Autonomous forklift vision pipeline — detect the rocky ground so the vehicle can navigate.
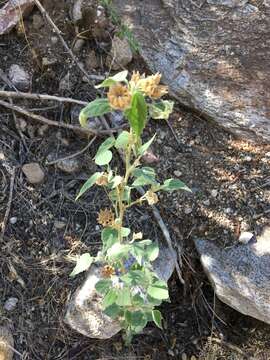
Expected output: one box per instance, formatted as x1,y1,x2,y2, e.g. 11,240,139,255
0,1,270,359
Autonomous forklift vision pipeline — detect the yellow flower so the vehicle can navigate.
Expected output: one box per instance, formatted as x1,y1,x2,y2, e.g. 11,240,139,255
139,73,168,99
96,173,109,186
145,190,159,205
107,84,131,110
97,208,115,227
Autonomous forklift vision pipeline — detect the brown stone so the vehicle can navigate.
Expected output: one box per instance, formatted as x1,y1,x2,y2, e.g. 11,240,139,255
22,163,45,184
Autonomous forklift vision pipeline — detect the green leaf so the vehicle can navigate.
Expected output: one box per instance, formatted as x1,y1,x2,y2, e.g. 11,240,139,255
130,311,148,328
101,227,119,252
104,304,122,319
79,99,111,127
95,70,128,88
133,167,156,179
125,91,147,137
76,172,102,200
121,270,145,286
109,186,131,203
146,242,159,261
115,131,130,149
160,179,192,192
111,175,123,189
147,280,169,300
95,279,112,295
121,227,131,237
132,174,156,187
94,137,115,166
132,293,145,305
116,288,132,306
149,100,174,120
102,289,118,308
69,253,93,277
138,134,156,156
95,150,112,166
107,243,130,260
151,310,163,329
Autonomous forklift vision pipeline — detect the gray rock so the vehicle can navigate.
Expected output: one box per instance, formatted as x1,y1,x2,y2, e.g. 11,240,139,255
85,50,99,70
59,73,75,91
73,39,85,54
113,0,270,143
65,244,176,339
9,64,30,91
22,163,44,184
65,263,122,339
4,297,18,312
56,158,81,174
108,36,133,70
194,226,270,324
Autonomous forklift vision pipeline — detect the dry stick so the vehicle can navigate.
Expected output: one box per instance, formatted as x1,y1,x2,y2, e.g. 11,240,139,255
100,116,185,285
33,0,104,83
0,99,119,137
0,90,88,106
0,167,16,242
46,136,97,166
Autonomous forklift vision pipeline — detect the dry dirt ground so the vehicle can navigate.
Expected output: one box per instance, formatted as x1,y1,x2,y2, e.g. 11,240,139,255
0,1,270,359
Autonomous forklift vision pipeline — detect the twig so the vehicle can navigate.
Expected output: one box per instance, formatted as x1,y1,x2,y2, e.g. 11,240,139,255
0,99,121,137
33,0,104,83
101,115,185,285
9,98,28,151
0,167,16,242
0,90,88,106
46,136,97,166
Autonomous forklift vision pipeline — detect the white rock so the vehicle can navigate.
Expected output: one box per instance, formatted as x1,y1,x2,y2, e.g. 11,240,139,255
195,226,270,325
22,163,45,184
184,207,192,215
9,64,30,91
56,158,81,173
173,170,182,177
202,199,210,206
239,231,254,244
108,36,133,70
211,189,218,198
9,217,17,225
4,297,18,312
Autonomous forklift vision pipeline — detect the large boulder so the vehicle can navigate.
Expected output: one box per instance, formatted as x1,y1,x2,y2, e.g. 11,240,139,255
113,0,270,143
194,227,270,324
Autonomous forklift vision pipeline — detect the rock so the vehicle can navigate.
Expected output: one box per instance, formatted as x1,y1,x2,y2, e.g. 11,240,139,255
9,217,17,225
0,326,14,360
85,50,99,70
8,64,30,91
22,163,44,184
194,226,270,324
56,158,81,173
211,190,218,198
32,14,43,30
4,297,18,311
109,111,125,127
113,0,270,143
141,150,159,164
54,220,66,230
70,105,103,137
108,36,133,70
65,244,175,339
184,207,192,215
239,231,254,244
173,170,182,177
73,38,85,54
0,0,34,35
65,263,122,339
17,118,27,132
37,124,49,137
42,57,58,67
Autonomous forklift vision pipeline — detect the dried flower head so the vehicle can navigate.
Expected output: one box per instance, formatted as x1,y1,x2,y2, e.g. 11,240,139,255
140,73,168,99
145,190,159,205
97,208,115,227
132,232,143,241
107,84,131,110
101,265,115,278
130,71,145,88
96,173,109,186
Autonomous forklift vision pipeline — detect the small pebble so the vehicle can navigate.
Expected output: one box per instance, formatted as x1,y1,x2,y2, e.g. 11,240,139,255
73,39,85,54
9,217,17,225
244,155,252,162
239,231,254,244
211,189,218,198
173,170,182,177
202,199,210,206
225,207,232,214
184,207,192,215
4,297,18,311
265,152,270,157
9,64,30,91
54,220,66,230
181,353,188,360
22,163,45,184
56,158,81,173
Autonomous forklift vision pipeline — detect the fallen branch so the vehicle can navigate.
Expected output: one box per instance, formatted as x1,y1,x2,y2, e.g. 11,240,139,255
0,99,120,136
33,0,104,83
0,90,88,106
46,136,97,166
0,167,16,242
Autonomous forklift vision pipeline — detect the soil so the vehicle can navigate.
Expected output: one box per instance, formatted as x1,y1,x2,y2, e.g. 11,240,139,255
0,1,270,359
